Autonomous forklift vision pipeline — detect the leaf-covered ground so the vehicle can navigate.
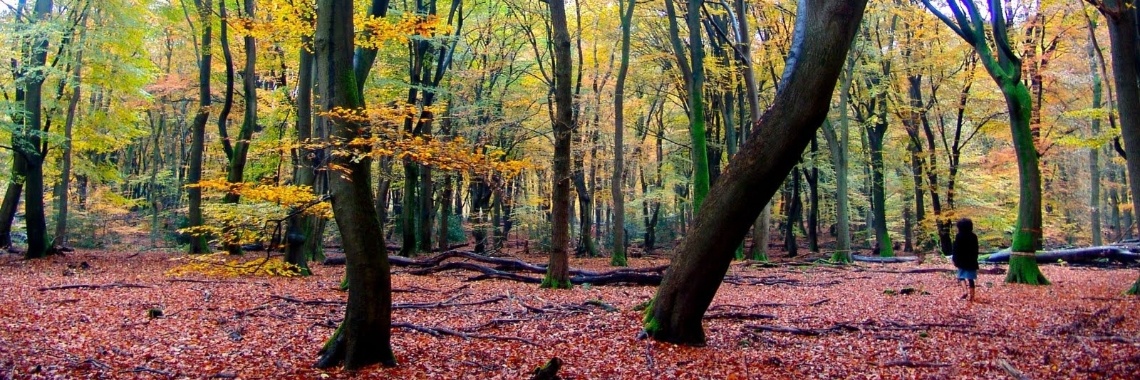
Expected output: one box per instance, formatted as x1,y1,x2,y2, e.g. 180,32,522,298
1,249,1138,379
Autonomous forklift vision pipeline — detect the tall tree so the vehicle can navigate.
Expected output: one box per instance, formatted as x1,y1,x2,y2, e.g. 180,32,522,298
14,0,55,259
312,0,396,369
543,0,573,289
1085,0,1140,293
643,0,868,345
610,0,635,267
186,0,212,254
661,0,711,213
922,0,1048,284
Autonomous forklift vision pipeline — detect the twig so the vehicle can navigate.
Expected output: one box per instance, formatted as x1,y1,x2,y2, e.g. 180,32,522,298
270,295,344,306
129,366,173,377
881,360,949,368
168,278,266,285
462,318,530,332
996,359,1029,380
38,282,152,291
83,358,112,370
235,303,273,318
808,298,831,306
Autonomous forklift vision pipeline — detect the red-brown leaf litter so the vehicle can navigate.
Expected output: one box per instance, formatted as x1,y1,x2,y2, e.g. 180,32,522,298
1,249,1137,379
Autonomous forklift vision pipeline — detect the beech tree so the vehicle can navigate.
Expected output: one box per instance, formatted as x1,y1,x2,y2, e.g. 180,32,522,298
921,0,1048,285
543,0,573,289
312,0,396,368
643,0,868,345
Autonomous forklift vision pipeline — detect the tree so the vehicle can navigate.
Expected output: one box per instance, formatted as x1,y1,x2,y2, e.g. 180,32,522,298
312,0,396,369
610,0,635,267
643,0,868,345
661,0,711,213
186,0,212,254
921,0,1048,285
543,0,573,289
12,0,56,259
1086,0,1140,293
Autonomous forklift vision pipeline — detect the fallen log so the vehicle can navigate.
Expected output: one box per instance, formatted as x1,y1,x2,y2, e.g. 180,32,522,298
852,255,918,263
982,246,1140,264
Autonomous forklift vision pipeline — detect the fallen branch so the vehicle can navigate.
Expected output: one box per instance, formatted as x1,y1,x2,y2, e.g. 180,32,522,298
270,295,344,306
744,323,860,336
392,322,537,346
395,295,507,309
996,359,1029,380
168,278,266,285
462,318,531,332
704,311,776,320
881,360,949,368
38,282,152,291
129,366,173,377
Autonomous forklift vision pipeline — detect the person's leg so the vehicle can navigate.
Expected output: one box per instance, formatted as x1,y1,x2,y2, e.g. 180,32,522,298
967,278,976,301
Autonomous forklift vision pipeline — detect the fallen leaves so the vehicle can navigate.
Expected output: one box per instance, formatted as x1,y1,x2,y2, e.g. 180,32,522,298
0,250,1137,379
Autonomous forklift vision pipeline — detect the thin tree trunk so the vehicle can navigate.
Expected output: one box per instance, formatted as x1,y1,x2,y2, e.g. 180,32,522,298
544,0,573,289
187,0,212,254
610,0,634,266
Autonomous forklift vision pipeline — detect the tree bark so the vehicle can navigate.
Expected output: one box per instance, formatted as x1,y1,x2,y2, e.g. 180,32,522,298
644,0,867,345
544,0,573,289
187,0,212,254
610,0,634,266
313,0,395,369
285,39,315,275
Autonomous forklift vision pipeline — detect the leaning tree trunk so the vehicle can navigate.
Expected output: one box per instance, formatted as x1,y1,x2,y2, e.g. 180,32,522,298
312,0,396,369
543,0,574,289
644,0,867,345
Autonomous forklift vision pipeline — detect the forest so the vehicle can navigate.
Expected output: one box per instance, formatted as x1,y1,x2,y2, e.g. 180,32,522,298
1,0,1139,378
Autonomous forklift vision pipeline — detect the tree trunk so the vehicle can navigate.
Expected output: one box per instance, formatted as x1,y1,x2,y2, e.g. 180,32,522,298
54,34,84,249
1089,25,1105,247
187,0,212,254
644,0,867,345
610,0,633,267
285,40,315,275
1104,1,1140,248
20,0,55,259
313,0,396,369
544,0,573,289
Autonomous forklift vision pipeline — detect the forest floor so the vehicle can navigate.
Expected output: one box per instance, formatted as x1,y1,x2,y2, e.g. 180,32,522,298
1,246,1138,379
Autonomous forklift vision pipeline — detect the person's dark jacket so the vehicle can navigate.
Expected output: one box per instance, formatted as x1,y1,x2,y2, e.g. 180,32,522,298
952,232,979,271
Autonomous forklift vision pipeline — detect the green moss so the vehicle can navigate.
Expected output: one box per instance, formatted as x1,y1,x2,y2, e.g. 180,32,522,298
319,323,343,355
734,244,744,260
610,253,627,267
1005,254,1049,285
1127,275,1140,296
339,274,349,291
641,297,656,324
540,275,572,289
878,233,894,257
829,251,852,264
